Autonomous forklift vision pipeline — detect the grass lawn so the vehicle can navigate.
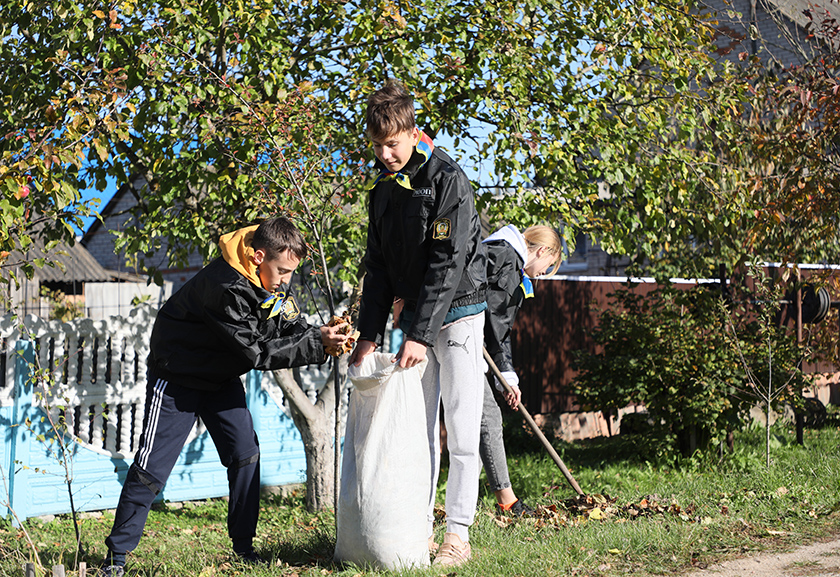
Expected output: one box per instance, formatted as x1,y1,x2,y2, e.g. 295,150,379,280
1,415,838,576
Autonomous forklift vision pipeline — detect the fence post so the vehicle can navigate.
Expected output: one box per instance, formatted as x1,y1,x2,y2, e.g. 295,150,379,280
9,339,34,526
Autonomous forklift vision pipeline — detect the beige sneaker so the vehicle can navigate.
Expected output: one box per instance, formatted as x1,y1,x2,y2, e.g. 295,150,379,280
432,532,472,567
428,535,439,555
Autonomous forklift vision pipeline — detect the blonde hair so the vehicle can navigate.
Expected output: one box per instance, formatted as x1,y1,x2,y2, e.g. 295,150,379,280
523,225,562,276
365,80,416,141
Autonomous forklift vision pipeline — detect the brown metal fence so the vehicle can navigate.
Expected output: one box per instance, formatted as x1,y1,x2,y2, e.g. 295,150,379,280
512,276,655,415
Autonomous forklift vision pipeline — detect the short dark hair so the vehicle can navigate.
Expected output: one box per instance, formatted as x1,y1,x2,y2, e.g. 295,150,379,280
252,217,308,261
365,79,416,141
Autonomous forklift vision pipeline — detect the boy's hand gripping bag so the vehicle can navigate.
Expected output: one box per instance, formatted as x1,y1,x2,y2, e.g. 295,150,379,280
334,352,431,570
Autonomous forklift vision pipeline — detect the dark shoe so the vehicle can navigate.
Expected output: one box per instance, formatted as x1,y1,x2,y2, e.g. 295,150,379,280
498,499,537,517
100,566,124,577
234,549,270,565
511,498,536,517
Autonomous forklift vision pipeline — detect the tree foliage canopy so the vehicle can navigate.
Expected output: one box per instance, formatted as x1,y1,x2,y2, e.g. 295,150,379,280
0,0,737,281
2,0,839,287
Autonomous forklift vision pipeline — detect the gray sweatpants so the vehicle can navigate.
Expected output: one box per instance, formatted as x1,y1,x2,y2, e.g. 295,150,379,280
422,313,485,542
479,376,512,492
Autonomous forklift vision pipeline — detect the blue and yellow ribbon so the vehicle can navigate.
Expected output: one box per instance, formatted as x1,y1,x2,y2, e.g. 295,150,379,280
520,272,534,299
261,292,287,319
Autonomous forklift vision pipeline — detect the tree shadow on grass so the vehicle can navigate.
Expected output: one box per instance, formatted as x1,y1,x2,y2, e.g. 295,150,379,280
265,528,337,571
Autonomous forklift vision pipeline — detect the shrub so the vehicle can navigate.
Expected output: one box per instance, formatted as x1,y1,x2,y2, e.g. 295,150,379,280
572,282,806,460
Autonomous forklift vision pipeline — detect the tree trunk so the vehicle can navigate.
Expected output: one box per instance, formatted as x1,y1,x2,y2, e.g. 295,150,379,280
289,398,334,511
766,400,771,468
271,360,346,512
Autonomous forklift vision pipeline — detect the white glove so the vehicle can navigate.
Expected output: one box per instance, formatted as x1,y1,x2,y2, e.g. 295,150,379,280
494,370,519,392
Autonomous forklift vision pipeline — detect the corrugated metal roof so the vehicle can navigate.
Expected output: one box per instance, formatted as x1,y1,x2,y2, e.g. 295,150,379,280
10,237,113,283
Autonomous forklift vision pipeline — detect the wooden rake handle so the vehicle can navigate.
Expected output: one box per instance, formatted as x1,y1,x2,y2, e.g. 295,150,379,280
483,347,584,496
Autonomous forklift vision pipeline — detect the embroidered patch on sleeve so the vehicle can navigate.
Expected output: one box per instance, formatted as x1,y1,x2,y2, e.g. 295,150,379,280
432,218,452,240
282,295,301,320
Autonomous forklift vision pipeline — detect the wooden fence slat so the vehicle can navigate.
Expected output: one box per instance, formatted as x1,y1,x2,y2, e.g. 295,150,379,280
104,402,118,454
77,403,91,444
118,403,132,455
91,403,104,450
65,405,77,442
53,332,66,387
95,331,108,386
110,335,123,386
80,333,93,389
37,336,49,384
122,336,136,388
66,334,80,394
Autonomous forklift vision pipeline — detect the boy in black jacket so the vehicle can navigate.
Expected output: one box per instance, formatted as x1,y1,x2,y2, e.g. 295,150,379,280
350,80,487,567
101,217,348,576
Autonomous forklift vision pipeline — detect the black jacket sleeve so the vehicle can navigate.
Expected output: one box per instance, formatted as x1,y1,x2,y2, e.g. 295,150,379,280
203,282,326,371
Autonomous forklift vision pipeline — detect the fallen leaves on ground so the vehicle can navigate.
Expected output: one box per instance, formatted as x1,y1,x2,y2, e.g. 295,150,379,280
492,493,708,529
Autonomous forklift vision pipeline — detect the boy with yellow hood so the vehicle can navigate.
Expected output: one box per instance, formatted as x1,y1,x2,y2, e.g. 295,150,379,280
101,217,348,576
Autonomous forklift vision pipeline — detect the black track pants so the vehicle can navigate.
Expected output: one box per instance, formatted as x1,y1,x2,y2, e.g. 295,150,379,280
105,371,260,554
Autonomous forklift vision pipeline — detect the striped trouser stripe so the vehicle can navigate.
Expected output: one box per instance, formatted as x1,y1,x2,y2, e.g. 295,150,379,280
136,377,168,471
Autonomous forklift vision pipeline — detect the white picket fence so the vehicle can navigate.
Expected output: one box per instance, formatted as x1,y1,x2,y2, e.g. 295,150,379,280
1,306,154,458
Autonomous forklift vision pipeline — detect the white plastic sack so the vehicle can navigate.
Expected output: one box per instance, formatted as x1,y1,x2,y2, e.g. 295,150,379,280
334,352,431,570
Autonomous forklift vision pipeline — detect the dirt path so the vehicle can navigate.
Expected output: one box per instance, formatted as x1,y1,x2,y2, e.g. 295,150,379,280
684,536,840,577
